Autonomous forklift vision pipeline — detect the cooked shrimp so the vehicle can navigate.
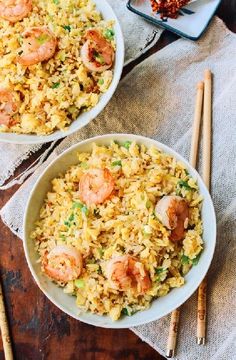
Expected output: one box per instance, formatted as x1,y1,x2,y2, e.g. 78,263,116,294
42,245,83,282
17,27,57,66
155,195,189,241
81,29,114,73
0,0,32,22
0,88,17,127
107,255,151,294
79,168,114,206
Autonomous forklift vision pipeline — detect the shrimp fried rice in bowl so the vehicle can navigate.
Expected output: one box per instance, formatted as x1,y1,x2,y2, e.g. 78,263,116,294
24,134,216,328
0,0,124,143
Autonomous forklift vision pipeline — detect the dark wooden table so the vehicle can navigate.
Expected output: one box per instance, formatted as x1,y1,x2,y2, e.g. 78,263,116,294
0,2,235,359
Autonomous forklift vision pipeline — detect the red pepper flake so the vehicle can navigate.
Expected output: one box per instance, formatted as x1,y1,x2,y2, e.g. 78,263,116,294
150,0,190,19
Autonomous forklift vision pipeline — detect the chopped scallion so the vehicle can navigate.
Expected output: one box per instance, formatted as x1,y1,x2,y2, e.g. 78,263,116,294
111,160,122,167
192,253,201,266
72,202,88,216
68,213,74,222
74,279,85,288
62,25,71,32
181,254,190,264
178,180,191,190
155,267,164,275
121,308,128,316
121,307,134,316
52,82,60,89
123,141,132,150
181,253,201,266
72,202,84,210
154,267,166,282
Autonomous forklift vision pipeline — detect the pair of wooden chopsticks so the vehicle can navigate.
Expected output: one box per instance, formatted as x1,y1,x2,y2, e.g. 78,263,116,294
0,279,14,360
166,69,212,358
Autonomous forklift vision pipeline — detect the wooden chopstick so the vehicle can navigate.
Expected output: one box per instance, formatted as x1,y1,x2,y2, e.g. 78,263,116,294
197,69,212,345
0,279,14,360
166,81,204,358
202,69,212,189
190,82,204,168
166,308,180,358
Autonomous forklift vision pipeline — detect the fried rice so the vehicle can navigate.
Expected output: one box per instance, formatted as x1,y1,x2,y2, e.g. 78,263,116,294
0,0,115,135
31,141,204,321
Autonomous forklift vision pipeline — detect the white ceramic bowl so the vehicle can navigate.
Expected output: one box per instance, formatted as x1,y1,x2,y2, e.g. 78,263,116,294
0,0,124,144
23,134,216,328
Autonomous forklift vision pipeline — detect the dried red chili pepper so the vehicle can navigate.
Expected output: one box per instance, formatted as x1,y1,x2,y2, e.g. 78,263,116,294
150,0,190,19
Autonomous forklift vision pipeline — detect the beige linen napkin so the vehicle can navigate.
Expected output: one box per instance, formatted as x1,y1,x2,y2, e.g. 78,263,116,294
1,17,236,360
0,0,162,188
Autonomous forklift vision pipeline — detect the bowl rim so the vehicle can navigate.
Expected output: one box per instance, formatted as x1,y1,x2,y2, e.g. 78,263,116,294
0,0,124,144
23,133,217,328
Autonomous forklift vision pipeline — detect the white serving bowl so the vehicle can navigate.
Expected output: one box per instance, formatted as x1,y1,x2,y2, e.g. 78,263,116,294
23,134,216,328
0,0,124,144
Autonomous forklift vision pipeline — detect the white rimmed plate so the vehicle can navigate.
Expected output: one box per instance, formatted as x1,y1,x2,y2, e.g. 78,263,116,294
127,0,221,40
23,134,216,328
